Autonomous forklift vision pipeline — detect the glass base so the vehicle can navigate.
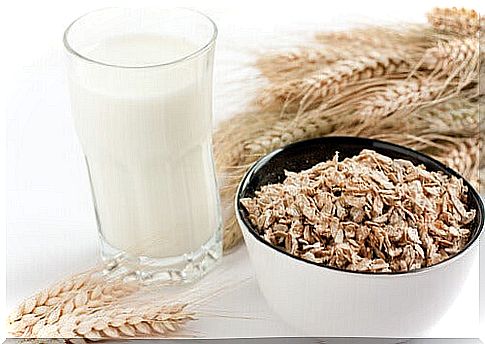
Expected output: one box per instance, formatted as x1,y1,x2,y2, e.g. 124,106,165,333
99,229,222,284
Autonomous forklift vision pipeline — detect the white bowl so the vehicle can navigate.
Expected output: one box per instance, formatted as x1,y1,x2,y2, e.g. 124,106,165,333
235,137,484,337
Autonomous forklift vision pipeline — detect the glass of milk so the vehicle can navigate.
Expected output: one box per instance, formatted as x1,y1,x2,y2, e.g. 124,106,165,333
63,8,222,283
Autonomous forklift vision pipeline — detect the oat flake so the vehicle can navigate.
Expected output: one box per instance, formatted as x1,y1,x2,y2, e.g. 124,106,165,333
241,150,475,272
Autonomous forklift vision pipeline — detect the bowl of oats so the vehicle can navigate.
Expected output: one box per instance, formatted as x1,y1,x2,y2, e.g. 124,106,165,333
236,136,483,336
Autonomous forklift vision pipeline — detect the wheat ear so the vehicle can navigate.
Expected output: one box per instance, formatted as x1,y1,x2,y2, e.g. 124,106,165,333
358,80,445,118
255,48,342,83
427,7,480,36
256,43,419,84
422,37,479,81
8,270,141,338
414,97,479,137
258,51,412,113
33,302,193,339
214,111,284,170
433,137,480,188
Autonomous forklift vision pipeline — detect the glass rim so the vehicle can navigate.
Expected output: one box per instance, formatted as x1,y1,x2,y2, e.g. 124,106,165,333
63,7,218,69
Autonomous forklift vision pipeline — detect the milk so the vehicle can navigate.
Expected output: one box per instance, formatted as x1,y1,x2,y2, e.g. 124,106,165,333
67,34,220,258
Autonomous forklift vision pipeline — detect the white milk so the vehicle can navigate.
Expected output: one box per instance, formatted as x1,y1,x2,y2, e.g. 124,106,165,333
68,34,220,258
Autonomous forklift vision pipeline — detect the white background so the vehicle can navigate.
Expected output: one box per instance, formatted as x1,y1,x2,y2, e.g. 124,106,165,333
2,0,484,340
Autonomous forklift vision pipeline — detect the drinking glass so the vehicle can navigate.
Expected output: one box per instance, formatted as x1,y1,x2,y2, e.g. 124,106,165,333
64,8,222,283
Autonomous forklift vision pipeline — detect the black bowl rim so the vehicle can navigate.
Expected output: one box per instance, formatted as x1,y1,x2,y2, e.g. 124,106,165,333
235,136,485,276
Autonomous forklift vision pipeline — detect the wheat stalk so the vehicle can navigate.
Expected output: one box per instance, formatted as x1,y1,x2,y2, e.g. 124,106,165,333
217,102,370,179
435,137,480,187
427,7,480,36
7,266,198,340
8,272,97,328
32,302,193,339
414,97,479,137
255,47,342,83
220,92,479,251
358,80,445,118
258,50,413,113
8,270,142,338
256,42,421,84
422,37,479,82
214,110,284,169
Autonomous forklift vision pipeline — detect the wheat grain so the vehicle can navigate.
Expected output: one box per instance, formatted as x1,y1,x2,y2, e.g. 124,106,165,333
427,7,480,36
216,76,420,172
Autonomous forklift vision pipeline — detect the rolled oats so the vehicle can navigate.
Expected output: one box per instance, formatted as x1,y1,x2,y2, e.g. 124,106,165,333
240,149,476,273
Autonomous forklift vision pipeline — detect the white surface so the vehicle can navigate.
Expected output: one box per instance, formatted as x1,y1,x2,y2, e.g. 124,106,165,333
3,0,484,339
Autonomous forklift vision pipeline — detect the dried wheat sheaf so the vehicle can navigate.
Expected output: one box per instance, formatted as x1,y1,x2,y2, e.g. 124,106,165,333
216,7,481,251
